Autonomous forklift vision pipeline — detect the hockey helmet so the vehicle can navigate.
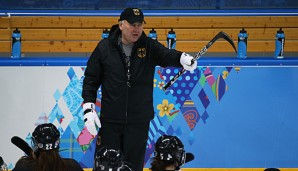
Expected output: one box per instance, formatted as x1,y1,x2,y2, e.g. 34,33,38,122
154,135,186,167
94,147,133,171
32,123,60,151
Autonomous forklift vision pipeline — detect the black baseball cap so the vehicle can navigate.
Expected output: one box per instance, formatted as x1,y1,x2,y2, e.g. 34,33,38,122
119,8,146,24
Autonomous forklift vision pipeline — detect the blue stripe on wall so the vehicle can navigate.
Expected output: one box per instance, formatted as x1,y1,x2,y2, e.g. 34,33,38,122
1,57,298,67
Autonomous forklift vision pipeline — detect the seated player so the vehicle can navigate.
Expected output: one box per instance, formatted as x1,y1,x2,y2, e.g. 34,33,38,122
12,123,83,171
94,146,133,171
150,135,194,171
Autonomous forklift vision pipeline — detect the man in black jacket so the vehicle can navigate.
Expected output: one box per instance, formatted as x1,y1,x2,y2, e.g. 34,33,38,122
82,8,197,171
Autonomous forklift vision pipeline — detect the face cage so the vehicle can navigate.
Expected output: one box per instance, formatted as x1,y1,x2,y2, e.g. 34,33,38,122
94,163,133,171
154,147,186,168
94,156,123,171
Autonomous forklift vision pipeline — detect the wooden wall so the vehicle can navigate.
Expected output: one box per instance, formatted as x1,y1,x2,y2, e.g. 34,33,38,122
0,16,298,53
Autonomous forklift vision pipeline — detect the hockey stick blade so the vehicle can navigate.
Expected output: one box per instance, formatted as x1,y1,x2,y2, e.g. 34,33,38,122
11,136,33,156
221,32,237,54
162,31,236,91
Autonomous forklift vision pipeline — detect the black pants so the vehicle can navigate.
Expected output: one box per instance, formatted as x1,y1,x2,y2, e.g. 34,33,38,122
94,121,150,171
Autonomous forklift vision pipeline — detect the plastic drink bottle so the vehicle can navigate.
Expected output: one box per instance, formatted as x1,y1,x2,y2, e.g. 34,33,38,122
11,28,22,59
237,28,248,59
167,28,176,49
274,28,285,59
148,28,157,40
101,28,109,39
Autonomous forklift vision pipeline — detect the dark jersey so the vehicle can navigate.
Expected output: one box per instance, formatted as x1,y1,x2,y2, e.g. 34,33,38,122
12,158,83,171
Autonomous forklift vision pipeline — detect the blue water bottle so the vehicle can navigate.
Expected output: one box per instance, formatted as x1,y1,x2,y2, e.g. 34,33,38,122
11,28,22,59
274,28,285,59
167,28,176,49
148,28,157,40
237,28,248,59
101,28,109,39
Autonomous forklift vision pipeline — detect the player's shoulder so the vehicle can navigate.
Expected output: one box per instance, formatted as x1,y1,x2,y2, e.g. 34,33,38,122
13,158,35,171
63,158,84,171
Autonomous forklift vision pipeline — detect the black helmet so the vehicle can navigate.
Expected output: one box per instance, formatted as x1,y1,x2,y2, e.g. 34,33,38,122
32,123,60,151
154,135,186,168
94,147,133,171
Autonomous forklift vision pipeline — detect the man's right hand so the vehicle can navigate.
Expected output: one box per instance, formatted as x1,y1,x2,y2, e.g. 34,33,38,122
83,102,101,136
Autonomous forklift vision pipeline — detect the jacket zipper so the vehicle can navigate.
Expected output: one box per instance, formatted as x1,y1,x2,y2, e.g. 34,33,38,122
118,44,129,124
125,85,129,124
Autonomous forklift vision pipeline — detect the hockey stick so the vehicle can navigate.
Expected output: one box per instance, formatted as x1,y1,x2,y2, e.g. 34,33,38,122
11,136,33,156
162,31,237,91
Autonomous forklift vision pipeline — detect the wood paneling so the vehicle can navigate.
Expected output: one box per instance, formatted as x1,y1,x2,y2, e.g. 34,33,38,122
0,16,297,53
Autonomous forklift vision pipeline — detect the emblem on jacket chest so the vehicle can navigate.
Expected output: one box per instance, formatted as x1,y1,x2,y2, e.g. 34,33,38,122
137,47,146,58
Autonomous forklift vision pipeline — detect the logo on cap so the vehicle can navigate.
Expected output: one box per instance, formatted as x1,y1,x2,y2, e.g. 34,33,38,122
133,9,140,16
119,8,146,24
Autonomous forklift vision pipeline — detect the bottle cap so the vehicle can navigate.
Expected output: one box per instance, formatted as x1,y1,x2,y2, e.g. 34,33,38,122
13,28,20,33
150,28,156,33
277,28,284,34
103,28,109,34
240,28,247,33
168,28,175,34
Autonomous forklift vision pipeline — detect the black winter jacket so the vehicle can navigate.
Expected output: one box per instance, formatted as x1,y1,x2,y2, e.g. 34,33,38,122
82,25,183,123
